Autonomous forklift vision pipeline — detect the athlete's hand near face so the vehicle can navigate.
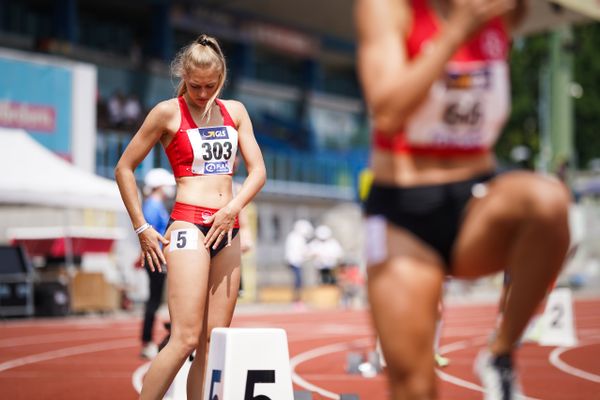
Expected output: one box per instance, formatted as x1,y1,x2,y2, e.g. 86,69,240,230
446,0,516,44
356,0,520,134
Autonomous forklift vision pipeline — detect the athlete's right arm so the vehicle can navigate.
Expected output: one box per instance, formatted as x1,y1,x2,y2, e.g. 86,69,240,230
355,0,517,135
115,100,176,271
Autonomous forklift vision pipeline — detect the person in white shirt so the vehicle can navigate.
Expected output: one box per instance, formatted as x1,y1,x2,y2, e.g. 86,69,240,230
309,225,344,285
107,90,125,128
285,219,313,305
123,94,143,129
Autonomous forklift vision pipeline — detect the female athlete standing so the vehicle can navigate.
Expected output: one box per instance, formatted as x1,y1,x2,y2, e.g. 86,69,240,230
356,1,570,399
115,34,266,399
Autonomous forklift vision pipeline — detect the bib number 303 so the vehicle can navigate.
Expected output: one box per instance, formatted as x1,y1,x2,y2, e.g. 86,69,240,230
201,141,233,161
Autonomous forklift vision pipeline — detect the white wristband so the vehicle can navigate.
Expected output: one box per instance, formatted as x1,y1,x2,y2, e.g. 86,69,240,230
135,223,151,235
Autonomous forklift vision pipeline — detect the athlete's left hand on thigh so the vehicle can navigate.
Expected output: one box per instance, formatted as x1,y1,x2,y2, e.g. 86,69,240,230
202,206,237,249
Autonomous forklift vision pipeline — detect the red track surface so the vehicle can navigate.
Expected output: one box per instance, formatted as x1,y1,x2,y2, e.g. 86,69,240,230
1,298,599,399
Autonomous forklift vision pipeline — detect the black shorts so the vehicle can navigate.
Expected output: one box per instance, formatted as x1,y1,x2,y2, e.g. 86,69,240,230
167,219,239,258
364,173,494,269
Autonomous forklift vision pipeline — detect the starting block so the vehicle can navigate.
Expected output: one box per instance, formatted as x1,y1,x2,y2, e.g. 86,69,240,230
346,352,364,374
203,328,294,400
346,349,382,378
538,287,578,347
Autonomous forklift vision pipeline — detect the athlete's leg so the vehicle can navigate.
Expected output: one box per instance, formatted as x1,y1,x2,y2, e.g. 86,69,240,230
140,221,210,400
187,235,241,400
141,266,166,358
433,296,450,368
453,171,570,353
368,224,446,400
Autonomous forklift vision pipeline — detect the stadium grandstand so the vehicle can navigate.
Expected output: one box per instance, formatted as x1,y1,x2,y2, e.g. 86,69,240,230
1,2,600,400
1,0,599,293
0,0,374,288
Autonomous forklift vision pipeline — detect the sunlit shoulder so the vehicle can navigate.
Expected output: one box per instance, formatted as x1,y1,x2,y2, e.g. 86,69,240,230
143,98,180,134
219,99,249,126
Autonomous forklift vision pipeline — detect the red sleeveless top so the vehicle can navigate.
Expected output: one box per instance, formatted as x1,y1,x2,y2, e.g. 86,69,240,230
373,0,510,156
165,97,239,177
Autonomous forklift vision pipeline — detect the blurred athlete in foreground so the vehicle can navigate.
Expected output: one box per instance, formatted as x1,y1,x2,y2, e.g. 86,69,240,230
356,1,570,398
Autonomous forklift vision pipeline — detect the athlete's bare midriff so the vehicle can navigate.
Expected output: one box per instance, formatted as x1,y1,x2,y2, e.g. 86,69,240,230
173,175,234,209
371,148,496,186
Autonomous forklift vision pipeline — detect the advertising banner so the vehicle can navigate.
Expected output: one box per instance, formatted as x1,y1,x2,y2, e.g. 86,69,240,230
0,57,72,158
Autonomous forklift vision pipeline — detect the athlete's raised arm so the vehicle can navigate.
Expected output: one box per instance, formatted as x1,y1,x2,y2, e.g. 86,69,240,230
355,0,517,134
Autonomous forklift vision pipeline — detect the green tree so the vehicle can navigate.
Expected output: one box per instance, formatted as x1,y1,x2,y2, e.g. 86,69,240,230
572,22,600,169
500,22,600,170
499,33,550,169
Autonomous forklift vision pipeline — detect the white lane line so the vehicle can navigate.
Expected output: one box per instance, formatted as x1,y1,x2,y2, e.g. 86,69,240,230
436,336,541,400
0,339,137,372
549,345,600,383
436,368,485,392
243,325,491,341
439,336,488,354
131,338,375,396
289,337,372,400
238,325,373,338
0,318,140,329
0,328,136,348
435,337,488,393
132,361,151,394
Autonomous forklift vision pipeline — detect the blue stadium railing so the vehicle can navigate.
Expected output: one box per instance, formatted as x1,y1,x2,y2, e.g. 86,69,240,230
96,130,368,201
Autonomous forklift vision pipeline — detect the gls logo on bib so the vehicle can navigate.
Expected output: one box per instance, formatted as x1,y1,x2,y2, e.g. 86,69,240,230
200,127,229,140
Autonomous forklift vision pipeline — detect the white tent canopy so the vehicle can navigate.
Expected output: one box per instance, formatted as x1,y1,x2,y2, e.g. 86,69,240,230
551,0,600,20
516,0,599,35
0,128,124,211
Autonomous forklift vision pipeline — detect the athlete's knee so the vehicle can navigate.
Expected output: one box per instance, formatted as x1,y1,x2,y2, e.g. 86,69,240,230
383,342,436,395
524,178,571,226
388,367,436,399
171,328,201,354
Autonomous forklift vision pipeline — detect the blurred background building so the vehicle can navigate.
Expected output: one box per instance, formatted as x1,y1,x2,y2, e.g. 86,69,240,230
0,0,599,316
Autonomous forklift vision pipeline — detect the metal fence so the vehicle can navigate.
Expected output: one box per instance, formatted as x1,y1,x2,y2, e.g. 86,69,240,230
96,130,367,199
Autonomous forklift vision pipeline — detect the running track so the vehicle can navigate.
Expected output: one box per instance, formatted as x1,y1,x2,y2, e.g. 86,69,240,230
1,298,599,399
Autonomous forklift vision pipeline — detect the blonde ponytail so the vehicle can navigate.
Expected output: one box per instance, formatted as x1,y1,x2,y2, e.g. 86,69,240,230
171,34,227,117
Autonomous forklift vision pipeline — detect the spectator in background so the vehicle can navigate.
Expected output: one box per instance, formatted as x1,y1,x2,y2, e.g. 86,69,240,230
337,259,365,309
139,168,175,359
123,94,143,130
285,219,313,307
107,90,125,128
130,36,143,67
309,225,344,285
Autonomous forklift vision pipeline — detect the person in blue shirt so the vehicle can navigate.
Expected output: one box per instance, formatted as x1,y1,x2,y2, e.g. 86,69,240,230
140,168,175,359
